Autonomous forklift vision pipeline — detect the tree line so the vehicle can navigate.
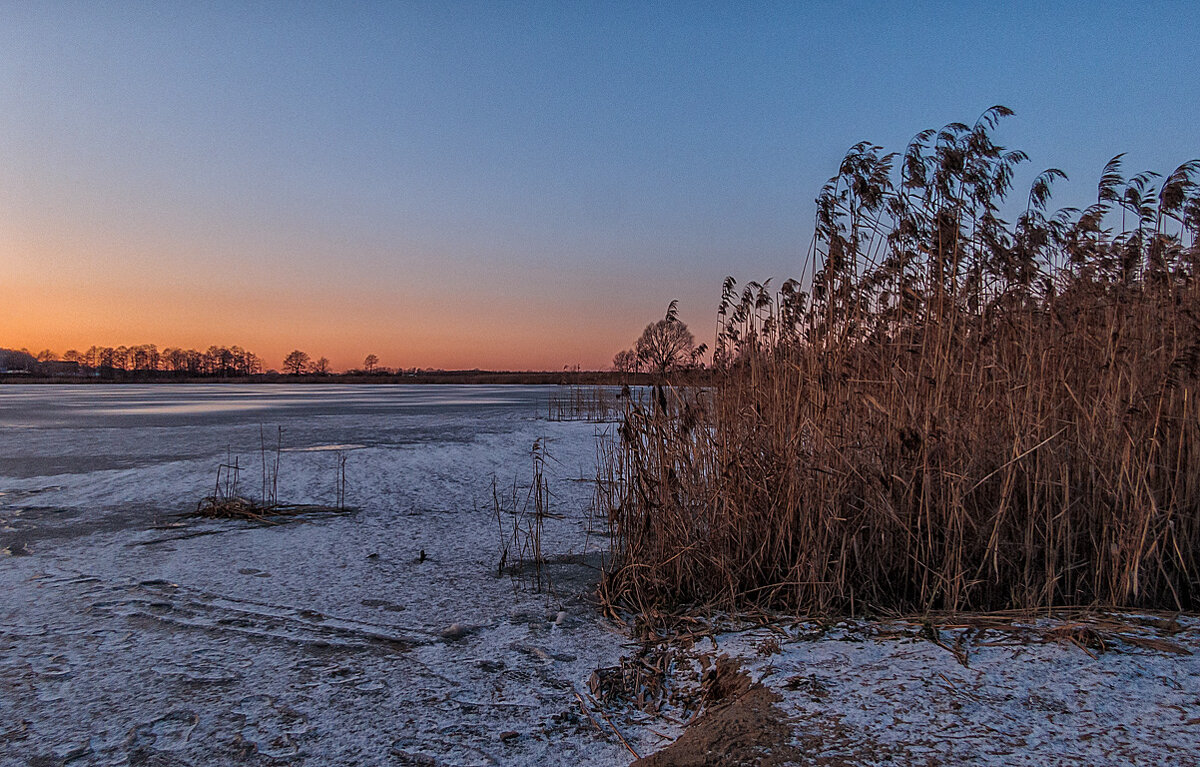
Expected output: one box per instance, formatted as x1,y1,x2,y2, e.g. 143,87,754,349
0,344,266,377
1,345,399,378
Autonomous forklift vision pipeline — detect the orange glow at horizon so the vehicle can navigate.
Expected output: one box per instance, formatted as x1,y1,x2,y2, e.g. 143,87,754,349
1,232,705,373
2,284,645,373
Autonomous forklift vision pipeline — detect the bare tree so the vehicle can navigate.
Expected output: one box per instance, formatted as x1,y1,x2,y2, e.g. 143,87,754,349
313,357,332,375
612,348,639,373
239,350,263,375
363,354,379,373
634,301,705,375
283,350,311,375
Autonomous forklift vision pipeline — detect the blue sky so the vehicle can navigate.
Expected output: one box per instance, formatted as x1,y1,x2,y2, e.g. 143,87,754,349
2,1,1197,369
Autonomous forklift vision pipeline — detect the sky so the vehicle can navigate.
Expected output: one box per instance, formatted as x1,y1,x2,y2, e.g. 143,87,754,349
2,1,1198,371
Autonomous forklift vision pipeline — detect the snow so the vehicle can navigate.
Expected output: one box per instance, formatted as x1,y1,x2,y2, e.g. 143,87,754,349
716,615,1200,764
1,385,634,766
2,384,1198,766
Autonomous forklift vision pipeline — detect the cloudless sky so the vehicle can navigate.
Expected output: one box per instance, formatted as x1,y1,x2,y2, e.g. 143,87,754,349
2,1,1198,370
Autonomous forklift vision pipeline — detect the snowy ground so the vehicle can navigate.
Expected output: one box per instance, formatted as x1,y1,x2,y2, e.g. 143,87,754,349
2,385,1198,766
1,385,638,766
618,614,1200,766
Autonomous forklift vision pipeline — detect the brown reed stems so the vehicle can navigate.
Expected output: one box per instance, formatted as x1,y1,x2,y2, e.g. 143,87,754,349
600,108,1200,617
495,439,552,592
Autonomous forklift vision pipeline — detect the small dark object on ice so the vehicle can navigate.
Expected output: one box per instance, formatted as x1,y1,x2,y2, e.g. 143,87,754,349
499,731,519,742
440,623,473,641
419,549,426,563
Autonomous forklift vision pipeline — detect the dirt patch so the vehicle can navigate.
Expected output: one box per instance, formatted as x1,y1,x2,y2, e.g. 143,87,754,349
632,684,799,767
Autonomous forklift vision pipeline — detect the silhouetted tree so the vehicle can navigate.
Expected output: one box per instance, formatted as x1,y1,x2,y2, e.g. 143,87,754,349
283,350,311,375
613,348,640,373
363,354,379,373
634,301,705,375
0,348,37,371
313,357,332,374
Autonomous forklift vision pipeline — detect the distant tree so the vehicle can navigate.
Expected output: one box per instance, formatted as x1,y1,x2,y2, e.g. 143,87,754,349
229,345,247,375
313,357,332,375
15,340,266,377
206,345,235,376
236,349,263,375
184,349,204,375
0,348,37,371
283,350,311,375
130,344,159,372
202,346,220,375
363,354,379,373
613,348,639,374
634,301,706,375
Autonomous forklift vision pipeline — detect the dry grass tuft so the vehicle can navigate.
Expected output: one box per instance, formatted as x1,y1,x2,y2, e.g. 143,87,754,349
194,435,349,522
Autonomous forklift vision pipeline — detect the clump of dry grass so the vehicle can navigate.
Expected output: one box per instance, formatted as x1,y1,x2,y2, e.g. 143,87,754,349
194,454,271,520
600,107,1200,618
194,434,349,521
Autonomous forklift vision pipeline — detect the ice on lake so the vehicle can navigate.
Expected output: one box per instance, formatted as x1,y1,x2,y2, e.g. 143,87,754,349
0,385,635,766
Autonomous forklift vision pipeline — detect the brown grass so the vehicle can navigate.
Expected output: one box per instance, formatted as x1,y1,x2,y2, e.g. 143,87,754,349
194,434,349,521
547,384,630,422
599,108,1200,617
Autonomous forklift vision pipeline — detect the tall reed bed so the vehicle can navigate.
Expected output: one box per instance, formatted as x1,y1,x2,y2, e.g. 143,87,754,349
601,108,1200,616
548,384,629,422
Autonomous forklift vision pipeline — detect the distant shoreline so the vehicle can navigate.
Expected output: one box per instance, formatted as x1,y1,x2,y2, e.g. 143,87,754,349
0,370,679,386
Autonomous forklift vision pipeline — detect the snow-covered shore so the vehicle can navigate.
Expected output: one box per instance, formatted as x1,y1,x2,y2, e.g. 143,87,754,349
3,385,1198,766
1,386,637,765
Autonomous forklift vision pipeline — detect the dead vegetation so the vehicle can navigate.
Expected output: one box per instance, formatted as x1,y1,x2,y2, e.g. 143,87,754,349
600,107,1200,619
587,648,799,767
547,384,635,422
494,439,560,592
194,428,349,521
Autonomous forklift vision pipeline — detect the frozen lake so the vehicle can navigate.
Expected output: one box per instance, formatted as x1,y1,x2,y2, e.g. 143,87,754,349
0,384,560,479
0,384,639,766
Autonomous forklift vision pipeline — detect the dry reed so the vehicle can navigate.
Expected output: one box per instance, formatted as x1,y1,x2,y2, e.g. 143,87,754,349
600,108,1200,617
548,384,635,422
195,431,349,520
495,439,553,591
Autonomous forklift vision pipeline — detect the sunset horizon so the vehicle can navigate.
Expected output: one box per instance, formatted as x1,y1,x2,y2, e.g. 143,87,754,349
7,3,1198,372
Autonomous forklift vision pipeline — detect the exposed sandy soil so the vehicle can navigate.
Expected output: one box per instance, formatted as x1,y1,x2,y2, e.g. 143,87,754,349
633,684,799,767
609,613,1200,767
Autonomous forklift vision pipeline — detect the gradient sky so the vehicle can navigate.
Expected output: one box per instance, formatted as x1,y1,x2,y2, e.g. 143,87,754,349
3,2,1198,371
